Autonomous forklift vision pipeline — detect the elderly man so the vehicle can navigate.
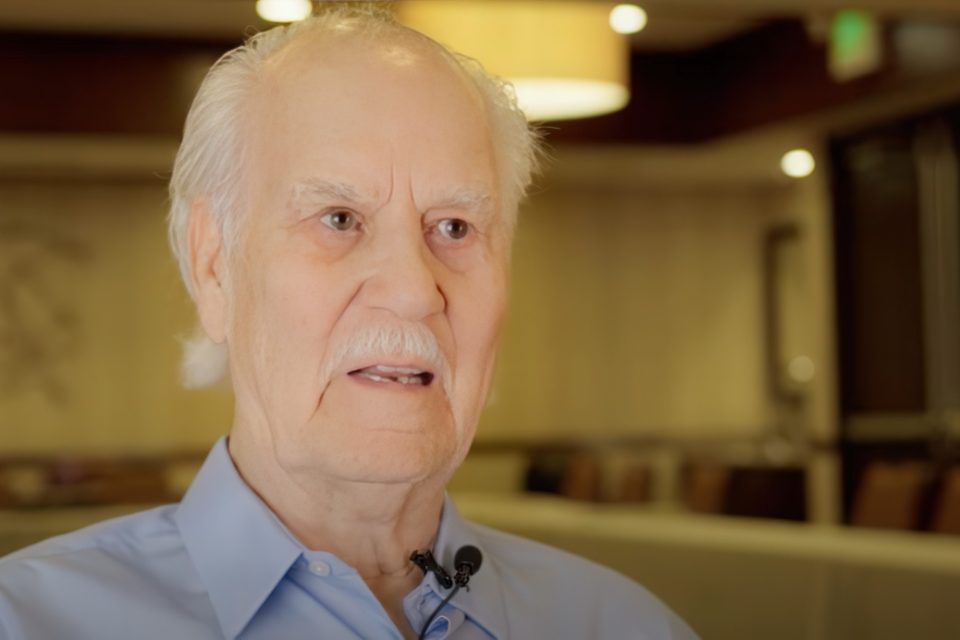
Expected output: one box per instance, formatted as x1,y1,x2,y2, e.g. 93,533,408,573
0,6,694,640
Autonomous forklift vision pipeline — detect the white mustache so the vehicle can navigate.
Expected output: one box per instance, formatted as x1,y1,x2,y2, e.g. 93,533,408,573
320,323,451,394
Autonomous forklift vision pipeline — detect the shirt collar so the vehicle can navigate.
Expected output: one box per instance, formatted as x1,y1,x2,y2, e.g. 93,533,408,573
430,495,510,640
175,436,303,640
175,438,510,640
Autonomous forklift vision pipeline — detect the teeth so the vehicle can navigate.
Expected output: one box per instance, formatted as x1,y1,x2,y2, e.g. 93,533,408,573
370,365,425,375
356,371,425,385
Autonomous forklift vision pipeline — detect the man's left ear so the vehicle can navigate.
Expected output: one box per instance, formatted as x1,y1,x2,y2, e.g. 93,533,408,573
186,197,228,344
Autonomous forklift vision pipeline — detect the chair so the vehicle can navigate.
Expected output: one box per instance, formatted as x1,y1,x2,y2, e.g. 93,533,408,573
616,464,651,503
930,466,960,535
558,452,603,502
850,460,930,530
682,462,731,514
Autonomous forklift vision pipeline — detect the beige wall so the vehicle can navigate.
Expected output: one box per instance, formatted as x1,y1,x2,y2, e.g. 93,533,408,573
0,178,231,454
481,183,780,441
0,135,837,458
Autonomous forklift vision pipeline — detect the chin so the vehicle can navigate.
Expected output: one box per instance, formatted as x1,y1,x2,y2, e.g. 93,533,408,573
287,384,463,481
279,422,457,487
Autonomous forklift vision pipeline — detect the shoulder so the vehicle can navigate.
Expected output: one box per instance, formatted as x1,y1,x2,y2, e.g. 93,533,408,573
0,506,180,610
466,521,698,639
0,506,219,639
0,504,179,572
467,519,645,595
0,505,214,638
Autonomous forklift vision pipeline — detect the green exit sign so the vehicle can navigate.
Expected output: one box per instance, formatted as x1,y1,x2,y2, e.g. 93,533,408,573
829,10,883,82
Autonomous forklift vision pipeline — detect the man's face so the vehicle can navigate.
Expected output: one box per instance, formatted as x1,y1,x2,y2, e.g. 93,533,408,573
221,34,508,486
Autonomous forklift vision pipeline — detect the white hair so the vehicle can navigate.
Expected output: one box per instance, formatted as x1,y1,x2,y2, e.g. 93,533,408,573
168,3,541,388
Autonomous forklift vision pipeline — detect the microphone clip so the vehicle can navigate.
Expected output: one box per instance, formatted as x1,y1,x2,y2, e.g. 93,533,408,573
412,546,484,640
409,550,454,589
410,545,483,592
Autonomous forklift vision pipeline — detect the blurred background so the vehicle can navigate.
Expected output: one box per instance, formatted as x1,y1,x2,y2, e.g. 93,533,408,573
2,0,960,637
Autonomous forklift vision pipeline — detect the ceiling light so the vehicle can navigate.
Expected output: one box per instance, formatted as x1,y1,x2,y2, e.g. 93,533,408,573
609,4,648,35
398,1,630,122
781,149,816,178
509,79,628,122
256,0,312,24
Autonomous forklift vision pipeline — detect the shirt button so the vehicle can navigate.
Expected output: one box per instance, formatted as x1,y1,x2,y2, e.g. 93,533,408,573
308,560,331,576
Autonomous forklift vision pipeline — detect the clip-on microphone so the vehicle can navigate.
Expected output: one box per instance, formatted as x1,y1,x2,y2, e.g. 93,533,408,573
410,545,483,639
410,550,453,589
451,545,482,588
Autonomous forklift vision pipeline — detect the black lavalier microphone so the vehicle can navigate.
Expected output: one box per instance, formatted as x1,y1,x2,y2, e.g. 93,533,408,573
452,545,482,587
410,545,483,639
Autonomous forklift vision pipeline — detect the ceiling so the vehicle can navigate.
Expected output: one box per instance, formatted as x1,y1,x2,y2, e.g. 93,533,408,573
3,0,960,183
2,0,959,50
4,0,960,149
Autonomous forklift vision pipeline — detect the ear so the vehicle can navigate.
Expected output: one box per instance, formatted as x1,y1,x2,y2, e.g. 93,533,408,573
186,198,228,344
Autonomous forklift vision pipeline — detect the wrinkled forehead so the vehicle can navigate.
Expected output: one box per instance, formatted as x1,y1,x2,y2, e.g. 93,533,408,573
240,26,501,215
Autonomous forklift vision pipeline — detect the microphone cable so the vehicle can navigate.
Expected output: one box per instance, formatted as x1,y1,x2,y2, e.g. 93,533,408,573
410,545,483,640
418,584,462,640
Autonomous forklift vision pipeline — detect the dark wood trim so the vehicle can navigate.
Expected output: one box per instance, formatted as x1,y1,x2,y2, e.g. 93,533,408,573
0,32,234,136
4,20,958,143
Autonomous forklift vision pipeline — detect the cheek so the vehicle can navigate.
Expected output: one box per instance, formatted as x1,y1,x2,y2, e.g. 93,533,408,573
452,268,507,378
266,267,340,357
229,252,340,377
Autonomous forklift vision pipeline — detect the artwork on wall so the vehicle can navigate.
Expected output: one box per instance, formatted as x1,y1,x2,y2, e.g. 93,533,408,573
0,214,90,405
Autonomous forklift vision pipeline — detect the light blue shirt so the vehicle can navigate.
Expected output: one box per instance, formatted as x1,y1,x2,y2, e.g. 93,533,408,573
0,438,696,639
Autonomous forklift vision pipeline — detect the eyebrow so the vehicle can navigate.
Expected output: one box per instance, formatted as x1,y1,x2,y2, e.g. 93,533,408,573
432,186,495,220
288,178,369,212
287,178,495,219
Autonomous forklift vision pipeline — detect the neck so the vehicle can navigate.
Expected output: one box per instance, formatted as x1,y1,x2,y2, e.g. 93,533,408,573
228,426,445,638
226,429,447,580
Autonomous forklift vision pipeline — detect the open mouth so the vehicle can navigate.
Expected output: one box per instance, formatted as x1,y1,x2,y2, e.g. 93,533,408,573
348,364,435,387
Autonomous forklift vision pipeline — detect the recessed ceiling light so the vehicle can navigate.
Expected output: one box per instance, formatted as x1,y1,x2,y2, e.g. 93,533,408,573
256,0,312,24
609,4,648,35
781,149,816,178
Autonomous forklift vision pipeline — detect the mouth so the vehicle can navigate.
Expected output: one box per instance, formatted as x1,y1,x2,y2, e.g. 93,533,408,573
347,364,435,387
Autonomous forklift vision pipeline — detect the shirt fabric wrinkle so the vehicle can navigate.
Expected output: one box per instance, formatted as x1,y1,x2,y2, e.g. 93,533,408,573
0,436,697,640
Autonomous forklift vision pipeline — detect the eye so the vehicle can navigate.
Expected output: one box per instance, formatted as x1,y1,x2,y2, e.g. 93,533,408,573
437,218,471,240
320,209,359,232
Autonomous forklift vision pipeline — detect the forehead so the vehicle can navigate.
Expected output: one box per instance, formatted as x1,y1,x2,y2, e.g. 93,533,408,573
246,31,498,205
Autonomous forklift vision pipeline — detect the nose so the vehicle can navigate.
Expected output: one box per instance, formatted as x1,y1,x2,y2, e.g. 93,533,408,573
360,221,446,321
